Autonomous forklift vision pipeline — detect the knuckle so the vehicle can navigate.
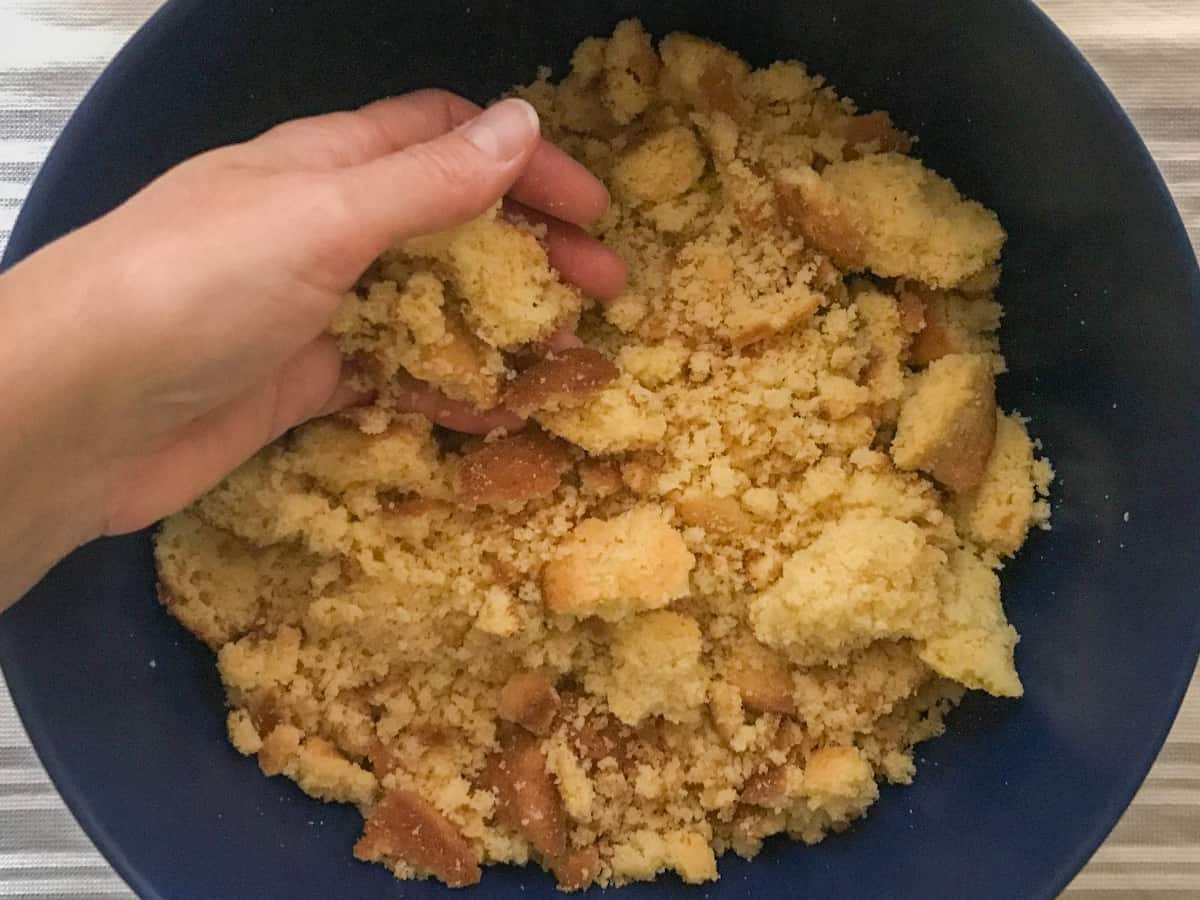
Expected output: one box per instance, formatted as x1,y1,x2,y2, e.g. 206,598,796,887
311,171,360,224
410,87,458,106
410,88,476,125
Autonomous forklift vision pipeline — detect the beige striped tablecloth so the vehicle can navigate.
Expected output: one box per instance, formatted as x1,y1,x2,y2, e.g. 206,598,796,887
1,1,1197,897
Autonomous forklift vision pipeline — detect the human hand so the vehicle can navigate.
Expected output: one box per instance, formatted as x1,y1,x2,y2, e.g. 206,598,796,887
0,90,625,606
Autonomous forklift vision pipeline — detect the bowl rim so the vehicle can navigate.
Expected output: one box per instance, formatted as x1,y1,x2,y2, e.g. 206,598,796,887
2,1,1199,898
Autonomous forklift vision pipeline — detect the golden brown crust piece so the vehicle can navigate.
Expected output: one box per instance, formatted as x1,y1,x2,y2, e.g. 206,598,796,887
354,789,482,888
541,506,695,621
674,492,752,534
567,706,634,769
909,289,964,365
480,732,568,859
775,170,867,271
891,353,998,492
838,111,913,159
954,413,1052,557
502,348,620,417
497,671,561,736
908,288,957,365
729,662,796,717
577,459,624,497
458,431,573,506
550,846,603,892
897,289,927,335
740,766,788,808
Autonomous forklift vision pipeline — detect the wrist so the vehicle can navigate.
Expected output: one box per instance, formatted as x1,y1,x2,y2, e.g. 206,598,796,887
0,240,115,608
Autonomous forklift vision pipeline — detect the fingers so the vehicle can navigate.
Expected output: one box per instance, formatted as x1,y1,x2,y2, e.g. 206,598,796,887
101,338,345,535
505,201,628,300
247,89,481,168
351,95,609,226
390,372,525,435
314,376,367,418
511,142,610,226
334,98,543,249
251,89,609,227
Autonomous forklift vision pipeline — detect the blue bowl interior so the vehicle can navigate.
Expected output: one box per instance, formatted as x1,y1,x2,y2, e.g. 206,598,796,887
3,1,1199,898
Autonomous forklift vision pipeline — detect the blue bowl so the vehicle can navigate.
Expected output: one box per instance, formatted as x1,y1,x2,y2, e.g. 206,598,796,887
3,1,1199,898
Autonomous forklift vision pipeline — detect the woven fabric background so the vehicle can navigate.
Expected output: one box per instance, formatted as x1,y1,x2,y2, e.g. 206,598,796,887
1,1,1197,897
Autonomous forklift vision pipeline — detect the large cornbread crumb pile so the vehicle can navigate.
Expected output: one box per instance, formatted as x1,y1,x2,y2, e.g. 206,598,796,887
155,20,1053,891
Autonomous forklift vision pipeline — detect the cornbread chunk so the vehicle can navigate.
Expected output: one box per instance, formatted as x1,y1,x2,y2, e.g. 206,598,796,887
955,413,1054,556
906,286,1002,366
740,765,789,808
256,725,377,806
502,348,619,417
542,506,694,621
550,847,603,892
800,746,878,825
674,491,752,534
333,272,505,408
726,636,797,716
480,732,568,859
837,111,912,158
609,828,719,885
333,204,585,411
155,512,314,648
355,789,482,888
658,31,749,113
920,549,1022,697
404,203,583,349
607,611,709,725
598,19,661,123
750,514,945,665
474,585,520,637
891,353,998,492
612,126,707,205
458,431,573,506
498,671,561,736
285,416,448,498
617,341,688,388
777,154,1005,288
776,167,868,271
536,373,668,453
158,19,1052,892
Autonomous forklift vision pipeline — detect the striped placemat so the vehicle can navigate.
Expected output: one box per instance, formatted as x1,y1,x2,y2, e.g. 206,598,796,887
1,2,1197,897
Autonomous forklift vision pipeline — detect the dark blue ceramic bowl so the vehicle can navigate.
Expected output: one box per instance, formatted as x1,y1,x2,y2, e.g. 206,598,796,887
3,1,1199,898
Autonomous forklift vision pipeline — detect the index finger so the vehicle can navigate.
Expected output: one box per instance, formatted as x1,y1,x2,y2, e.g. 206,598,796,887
249,90,609,226
512,141,610,227
362,92,608,226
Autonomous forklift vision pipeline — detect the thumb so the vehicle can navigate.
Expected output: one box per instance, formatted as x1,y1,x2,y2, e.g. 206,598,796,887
334,98,542,250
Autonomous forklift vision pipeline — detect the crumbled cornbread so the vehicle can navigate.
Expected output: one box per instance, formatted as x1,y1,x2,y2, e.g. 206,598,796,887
156,20,1052,892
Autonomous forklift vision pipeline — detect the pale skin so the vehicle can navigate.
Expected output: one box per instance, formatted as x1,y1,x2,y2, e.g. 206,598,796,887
0,91,627,609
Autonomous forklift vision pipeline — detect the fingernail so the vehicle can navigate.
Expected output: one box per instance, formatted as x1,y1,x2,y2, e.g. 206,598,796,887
461,98,540,162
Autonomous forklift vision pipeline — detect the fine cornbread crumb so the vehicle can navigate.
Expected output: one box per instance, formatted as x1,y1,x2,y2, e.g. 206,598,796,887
155,20,1053,892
